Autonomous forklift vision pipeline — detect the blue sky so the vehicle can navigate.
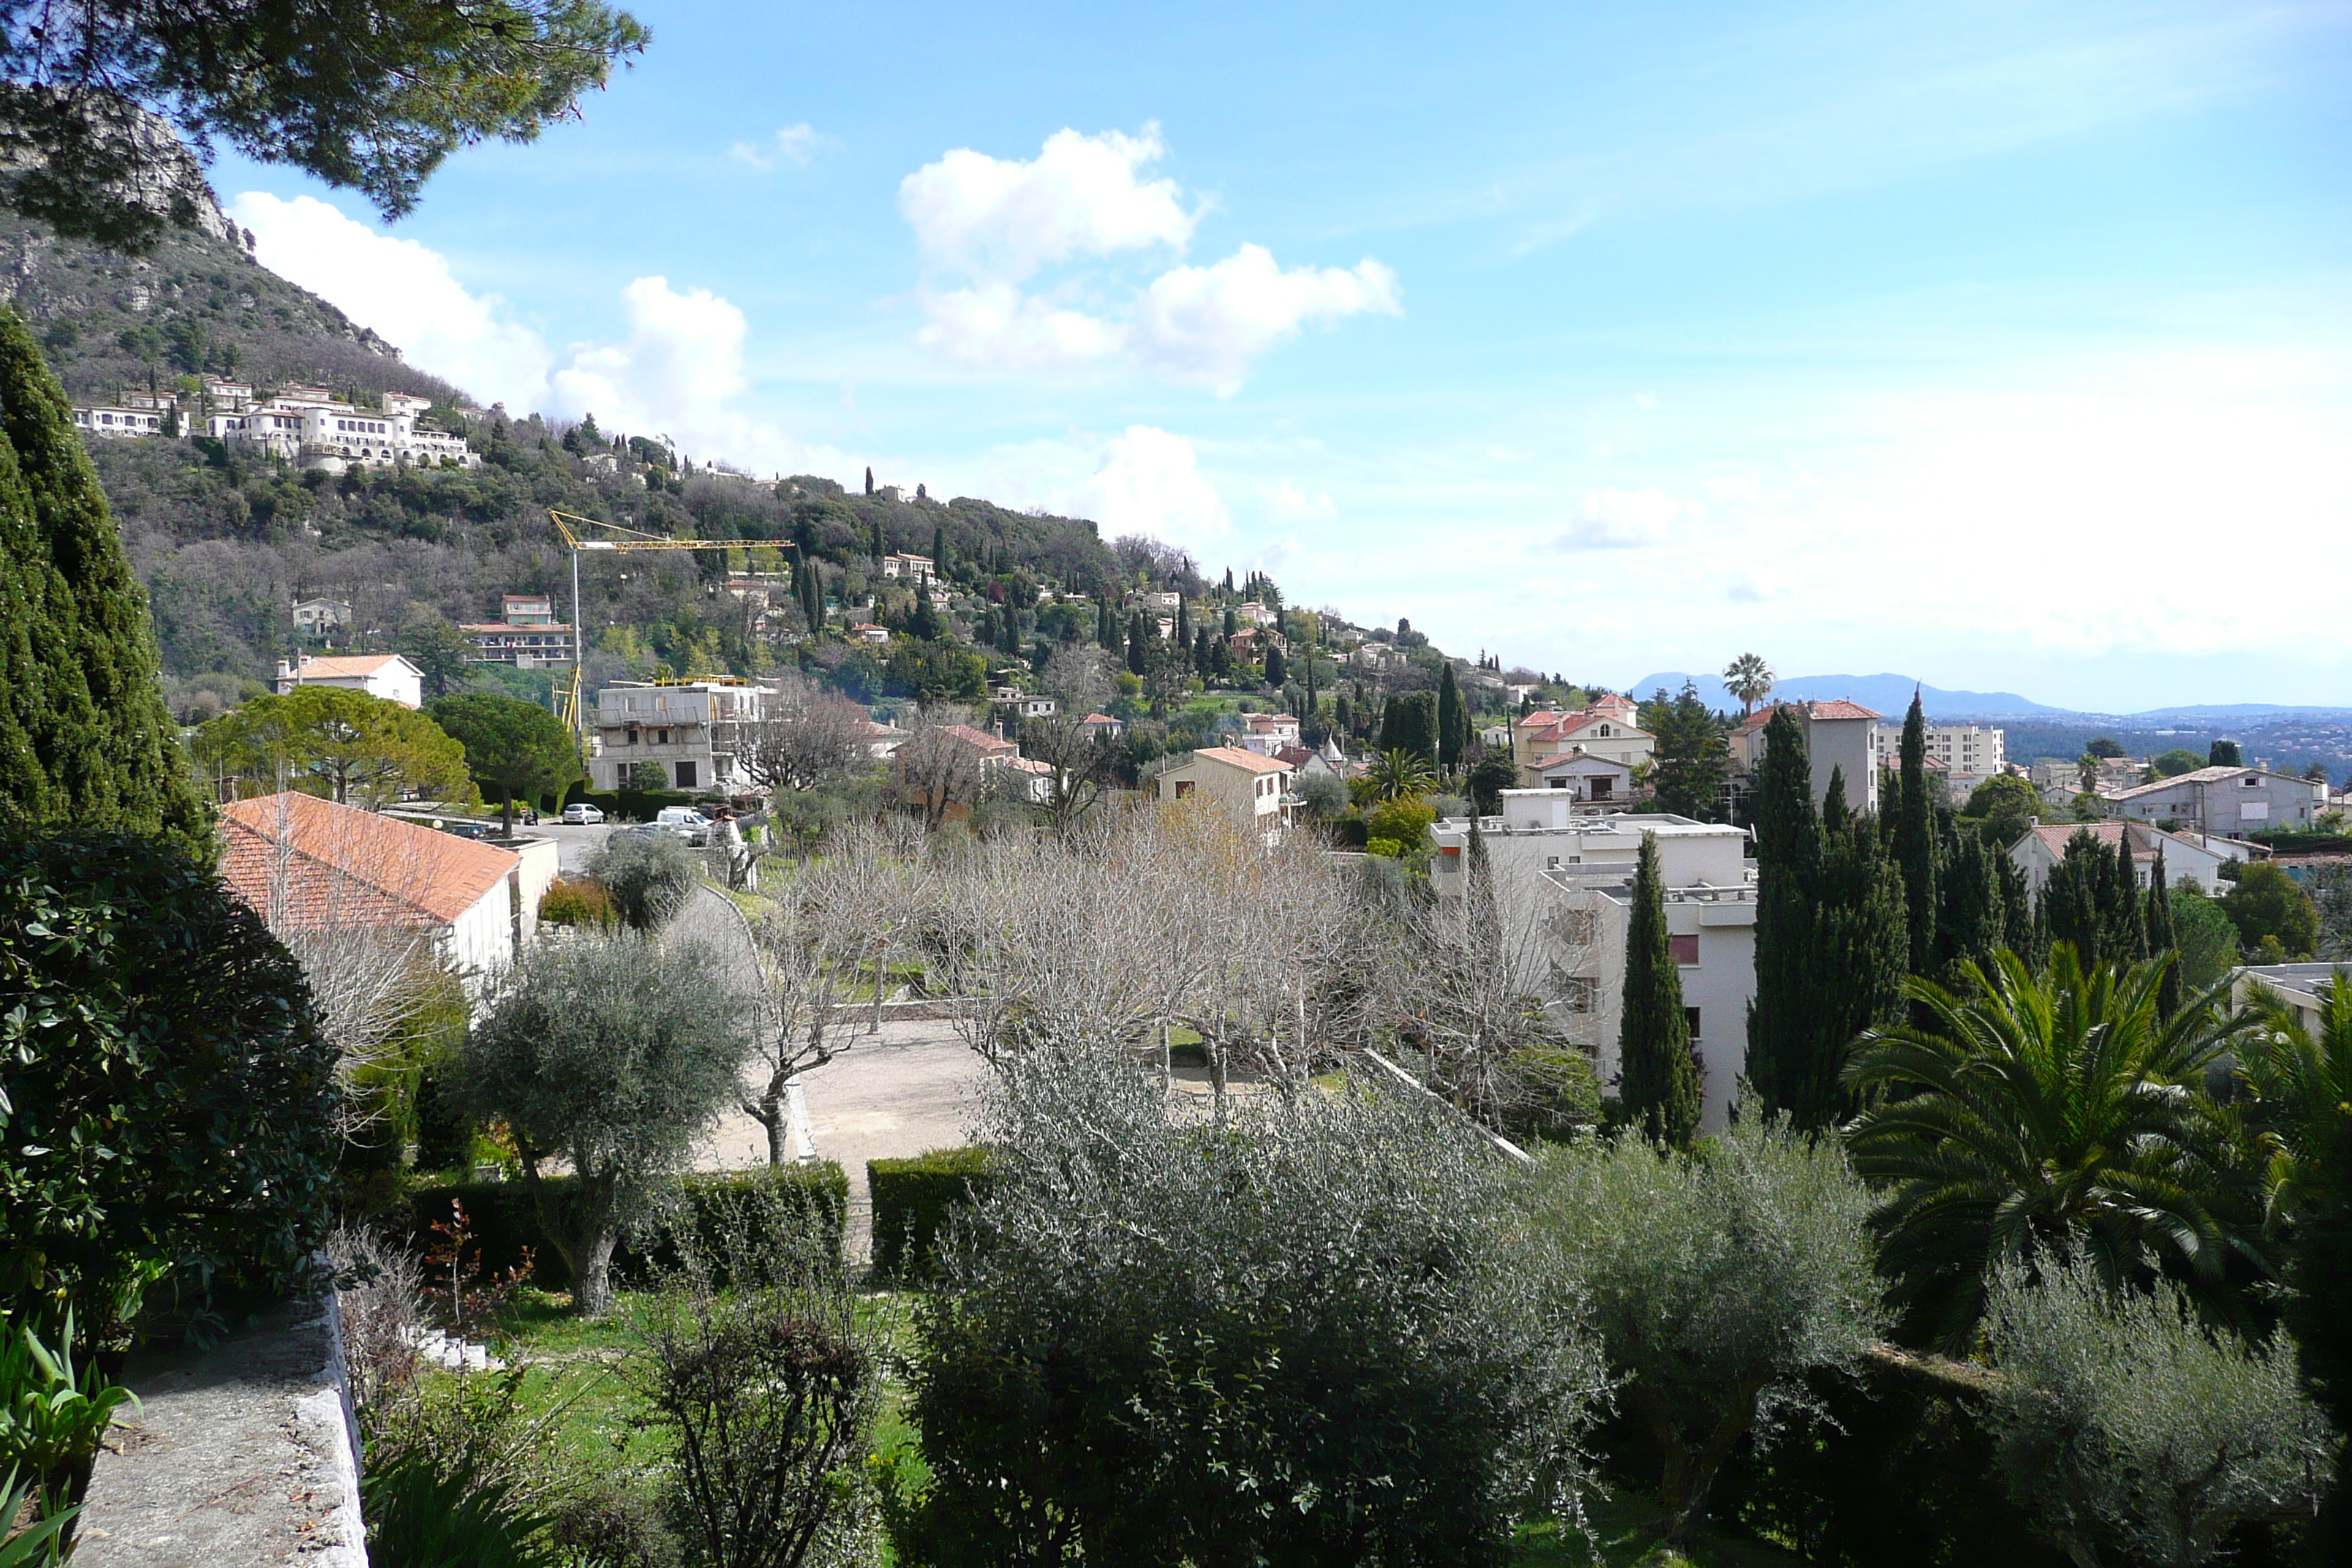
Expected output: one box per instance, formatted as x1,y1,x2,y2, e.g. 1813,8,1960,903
213,1,2352,712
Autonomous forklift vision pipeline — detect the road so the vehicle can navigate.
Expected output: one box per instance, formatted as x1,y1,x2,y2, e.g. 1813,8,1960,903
521,826,986,1260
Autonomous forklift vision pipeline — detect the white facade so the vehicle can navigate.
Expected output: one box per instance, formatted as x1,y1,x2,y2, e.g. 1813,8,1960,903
2103,766,2326,837
1873,721,2005,794
1156,746,1294,843
592,679,773,794
210,388,477,474
2007,819,2254,897
274,653,424,709
292,598,352,638
881,553,937,585
1431,792,1756,1132
71,404,172,438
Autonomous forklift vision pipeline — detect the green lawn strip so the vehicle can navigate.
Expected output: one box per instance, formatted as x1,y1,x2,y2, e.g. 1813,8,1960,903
1516,1485,1801,1567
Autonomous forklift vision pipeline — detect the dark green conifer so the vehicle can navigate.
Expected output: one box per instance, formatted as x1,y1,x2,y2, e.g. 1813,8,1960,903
2106,832,2144,968
1264,645,1286,688
1746,706,1819,1123
1618,834,1703,1147
0,306,203,847
1895,693,1939,975
1437,662,1466,772
2146,846,2181,1017
1126,613,1148,676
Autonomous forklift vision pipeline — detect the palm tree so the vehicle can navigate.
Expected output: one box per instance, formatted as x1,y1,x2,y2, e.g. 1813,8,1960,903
1721,652,1774,716
2238,970,2352,1237
1842,948,2267,1349
1365,747,1436,803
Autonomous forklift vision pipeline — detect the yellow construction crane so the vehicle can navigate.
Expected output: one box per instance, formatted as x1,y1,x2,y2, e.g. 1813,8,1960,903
546,508,756,742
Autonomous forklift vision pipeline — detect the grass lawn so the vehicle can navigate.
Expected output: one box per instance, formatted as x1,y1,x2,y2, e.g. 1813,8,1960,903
474,1289,1794,1568
1515,1486,1801,1567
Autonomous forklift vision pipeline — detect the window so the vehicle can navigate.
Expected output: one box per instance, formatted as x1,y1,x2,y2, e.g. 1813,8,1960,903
1685,1006,1703,1039
625,727,639,746
675,761,697,789
1175,779,1195,799
1669,934,1700,965
1550,777,1569,789
1554,974,1599,1012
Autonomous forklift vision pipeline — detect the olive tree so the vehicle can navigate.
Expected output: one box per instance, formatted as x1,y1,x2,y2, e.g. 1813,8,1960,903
889,1047,1606,1567
588,829,699,932
1981,1258,2337,1568
456,931,752,1315
1518,1107,1885,1550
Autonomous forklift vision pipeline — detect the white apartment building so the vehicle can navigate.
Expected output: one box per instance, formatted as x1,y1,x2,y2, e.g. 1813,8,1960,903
274,652,424,709
1873,721,2005,795
461,593,576,666
591,679,774,795
880,552,937,585
70,404,173,438
209,388,478,475
1734,699,1882,814
1431,791,1756,1131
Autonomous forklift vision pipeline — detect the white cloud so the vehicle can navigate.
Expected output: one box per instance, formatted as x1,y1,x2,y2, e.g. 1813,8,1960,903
1133,245,1401,395
897,127,1398,393
731,123,830,168
1259,477,1336,522
1064,426,1231,554
230,192,553,409
546,276,752,453
911,281,1124,372
1554,486,1685,550
899,124,1196,282
227,192,864,482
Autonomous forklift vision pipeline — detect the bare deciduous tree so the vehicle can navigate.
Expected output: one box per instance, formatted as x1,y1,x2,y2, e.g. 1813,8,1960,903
893,708,987,832
737,673,873,796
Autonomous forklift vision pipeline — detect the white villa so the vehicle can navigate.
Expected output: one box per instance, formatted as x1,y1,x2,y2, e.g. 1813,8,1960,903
1433,791,1756,1132
274,652,424,709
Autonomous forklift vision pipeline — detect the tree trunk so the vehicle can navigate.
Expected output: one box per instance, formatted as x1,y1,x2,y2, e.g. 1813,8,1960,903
568,1225,619,1318
1637,1377,1768,1550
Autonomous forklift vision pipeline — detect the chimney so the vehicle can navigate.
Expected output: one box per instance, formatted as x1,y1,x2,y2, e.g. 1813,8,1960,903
276,658,293,684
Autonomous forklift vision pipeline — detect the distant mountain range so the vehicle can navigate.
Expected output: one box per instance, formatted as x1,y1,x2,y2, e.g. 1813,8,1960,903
1624,672,2064,719
1622,672,2352,723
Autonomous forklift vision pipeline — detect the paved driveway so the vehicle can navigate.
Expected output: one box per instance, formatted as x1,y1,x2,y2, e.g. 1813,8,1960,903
689,1017,986,1262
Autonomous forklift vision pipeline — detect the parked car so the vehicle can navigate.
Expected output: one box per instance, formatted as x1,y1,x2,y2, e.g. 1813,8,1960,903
655,806,712,845
440,821,496,840
560,802,606,825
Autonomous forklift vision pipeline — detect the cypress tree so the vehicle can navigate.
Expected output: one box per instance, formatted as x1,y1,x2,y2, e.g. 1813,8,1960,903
998,605,1020,657
1264,645,1286,688
1618,834,1703,1147
1746,706,1820,1123
1097,598,1118,650
864,465,874,495
1895,692,1939,976
2146,847,2182,1017
870,517,884,560
2106,832,2144,968
1936,821,2003,979
2044,829,2107,968
797,552,823,633
1466,821,1500,954
0,306,203,848
1437,662,1466,772
1177,598,1189,647
1377,696,1401,755
1193,624,1211,674
1997,849,2033,955
1809,813,1910,1125
1126,613,1148,676
931,522,946,576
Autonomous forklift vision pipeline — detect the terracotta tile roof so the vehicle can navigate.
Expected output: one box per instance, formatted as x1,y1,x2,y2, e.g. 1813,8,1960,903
2019,820,2217,863
1273,745,1316,768
1803,699,1881,721
1187,745,1292,774
939,723,1016,755
1002,756,1055,774
219,791,516,928
1080,712,1120,725
284,654,408,679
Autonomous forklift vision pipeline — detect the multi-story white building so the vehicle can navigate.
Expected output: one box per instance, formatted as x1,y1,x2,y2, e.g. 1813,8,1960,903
1431,791,1756,1131
880,552,936,585
70,404,173,439
1872,720,2005,796
462,593,576,666
590,679,774,795
1733,699,1882,814
209,388,478,474
1156,745,1296,844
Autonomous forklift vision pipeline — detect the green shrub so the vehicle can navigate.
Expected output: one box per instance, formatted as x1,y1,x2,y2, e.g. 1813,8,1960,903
402,1165,848,1291
869,1148,997,1283
0,832,339,1338
536,876,614,928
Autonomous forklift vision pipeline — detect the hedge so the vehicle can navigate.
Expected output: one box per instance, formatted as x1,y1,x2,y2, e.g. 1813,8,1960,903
403,1163,848,1291
869,1147,998,1282
562,784,700,823
2245,830,2352,856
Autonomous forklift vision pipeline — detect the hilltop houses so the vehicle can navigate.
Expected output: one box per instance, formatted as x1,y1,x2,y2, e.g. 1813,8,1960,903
72,375,479,475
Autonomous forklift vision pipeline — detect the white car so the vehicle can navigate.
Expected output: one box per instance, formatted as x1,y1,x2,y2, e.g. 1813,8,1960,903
559,802,605,825
654,806,712,845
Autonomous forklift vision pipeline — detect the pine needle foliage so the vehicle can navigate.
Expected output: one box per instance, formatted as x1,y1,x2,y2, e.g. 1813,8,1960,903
0,306,205,848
